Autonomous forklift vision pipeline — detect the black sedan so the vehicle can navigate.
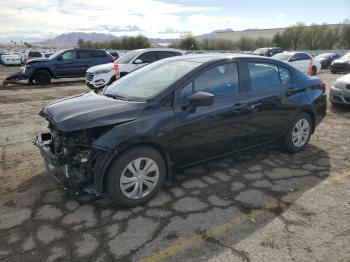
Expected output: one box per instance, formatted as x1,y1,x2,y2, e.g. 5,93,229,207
35,54,327,207
331,53,350,73
316,52,341,69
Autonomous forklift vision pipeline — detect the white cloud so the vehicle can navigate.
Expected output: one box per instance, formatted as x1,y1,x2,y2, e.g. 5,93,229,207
0,0,287,42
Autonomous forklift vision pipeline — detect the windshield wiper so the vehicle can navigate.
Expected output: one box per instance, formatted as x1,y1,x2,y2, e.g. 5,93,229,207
105,93,130,101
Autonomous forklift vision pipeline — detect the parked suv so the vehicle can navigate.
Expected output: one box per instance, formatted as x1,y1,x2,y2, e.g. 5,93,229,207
86,48,184,91
22,50,43,64
4,48,114,85
35,54,326,207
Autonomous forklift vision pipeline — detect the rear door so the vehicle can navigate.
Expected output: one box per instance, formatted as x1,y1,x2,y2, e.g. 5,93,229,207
244,60,294,144
76,50,94,76
169,61,251,165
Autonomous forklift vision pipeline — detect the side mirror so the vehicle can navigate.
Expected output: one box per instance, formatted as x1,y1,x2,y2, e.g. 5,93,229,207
289,57,296,62
186,91,214,113
134,59,142,64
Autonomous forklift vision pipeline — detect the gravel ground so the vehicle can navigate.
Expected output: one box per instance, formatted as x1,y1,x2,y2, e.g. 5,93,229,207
0,65,349,262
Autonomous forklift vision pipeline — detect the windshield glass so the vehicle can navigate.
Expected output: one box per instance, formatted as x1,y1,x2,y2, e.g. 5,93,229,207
117,50,143,64
341,53,350,60
272,53,291,61
316,53,332,59
253,48,267,54
49,50,65,60
104,59,202,101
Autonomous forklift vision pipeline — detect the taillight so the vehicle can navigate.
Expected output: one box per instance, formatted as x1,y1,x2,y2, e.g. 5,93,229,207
320,83,326,92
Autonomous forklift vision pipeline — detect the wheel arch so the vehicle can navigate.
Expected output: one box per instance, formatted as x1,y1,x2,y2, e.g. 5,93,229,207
96,141,172,195
33,68,53,78
300,109,316,133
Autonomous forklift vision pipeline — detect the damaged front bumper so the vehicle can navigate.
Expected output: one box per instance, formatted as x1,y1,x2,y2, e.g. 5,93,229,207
3,69,28,85
33,132,98,195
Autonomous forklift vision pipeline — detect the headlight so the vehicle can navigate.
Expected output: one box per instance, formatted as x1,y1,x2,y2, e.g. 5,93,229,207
94,68,113,75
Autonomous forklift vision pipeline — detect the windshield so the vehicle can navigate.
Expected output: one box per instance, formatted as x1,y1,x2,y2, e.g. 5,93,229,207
316,53,332,59
253,48,267,55
272,53,291,61
49,50,65,60
341,53,350,60
117,50,143,64
104,59,202,101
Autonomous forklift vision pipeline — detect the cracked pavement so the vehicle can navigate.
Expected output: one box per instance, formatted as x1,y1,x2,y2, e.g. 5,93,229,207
0,67,350,261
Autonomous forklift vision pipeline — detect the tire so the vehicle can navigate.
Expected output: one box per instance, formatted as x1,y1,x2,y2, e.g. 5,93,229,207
281,113,312,153
106,146,166,207
32,70,51,85
312,66,317,76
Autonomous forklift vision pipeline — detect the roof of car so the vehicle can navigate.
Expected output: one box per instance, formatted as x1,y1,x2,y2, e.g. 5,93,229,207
164,53,275,63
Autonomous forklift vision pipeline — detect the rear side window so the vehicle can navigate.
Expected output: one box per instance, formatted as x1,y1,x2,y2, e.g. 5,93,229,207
137,52,157,63
92,50,107,58
248,63,280,90
278,66,291,84
29,52,42,57
77,50,93,59
158,51,176,59
179,63,239,103
292,53,311,61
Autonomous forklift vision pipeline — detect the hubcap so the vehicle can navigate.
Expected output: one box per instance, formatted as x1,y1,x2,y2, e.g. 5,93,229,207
292,118,310,148
120,158,159,200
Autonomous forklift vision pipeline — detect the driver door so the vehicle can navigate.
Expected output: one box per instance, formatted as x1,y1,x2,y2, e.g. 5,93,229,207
168,62,251,166
54,50,79,77
132,51,158,71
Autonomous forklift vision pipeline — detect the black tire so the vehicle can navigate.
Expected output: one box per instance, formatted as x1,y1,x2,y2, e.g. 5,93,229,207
106,146,166,207
32,70,51,85
312,66,317,76
281,113,312,153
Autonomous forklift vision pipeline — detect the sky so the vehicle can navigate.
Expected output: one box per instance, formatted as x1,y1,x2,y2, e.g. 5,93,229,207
0,0,349,43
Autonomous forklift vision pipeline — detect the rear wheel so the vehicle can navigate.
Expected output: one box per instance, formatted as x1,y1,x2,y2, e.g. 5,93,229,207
106,146,166,207
281,113,312,153
32,70,51,85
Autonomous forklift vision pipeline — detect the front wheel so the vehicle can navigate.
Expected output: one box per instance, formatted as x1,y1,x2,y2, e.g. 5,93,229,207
281,113,312,153
106,146,166,207
32,70,51,85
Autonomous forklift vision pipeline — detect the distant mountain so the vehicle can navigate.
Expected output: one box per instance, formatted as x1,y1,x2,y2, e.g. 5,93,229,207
33,29,235,47
196,28,234,40
34,32,118,46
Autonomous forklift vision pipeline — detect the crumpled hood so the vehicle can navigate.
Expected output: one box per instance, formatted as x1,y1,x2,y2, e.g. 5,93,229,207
40,92,146,132
332,58,350,64
87,62,127,73
26,58,49,64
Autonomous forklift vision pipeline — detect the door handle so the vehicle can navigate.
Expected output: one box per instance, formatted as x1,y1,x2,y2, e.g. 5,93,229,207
286,87,300,95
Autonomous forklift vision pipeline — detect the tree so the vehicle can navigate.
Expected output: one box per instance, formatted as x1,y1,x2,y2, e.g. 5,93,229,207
178,33,199,50
281,22,305,50
272,32,284,48
236,37,256,51
341,24,350,49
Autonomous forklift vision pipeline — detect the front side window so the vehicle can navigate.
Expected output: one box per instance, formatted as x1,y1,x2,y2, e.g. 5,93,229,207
248,62,280,91
179,63,239,103
61,51,75,60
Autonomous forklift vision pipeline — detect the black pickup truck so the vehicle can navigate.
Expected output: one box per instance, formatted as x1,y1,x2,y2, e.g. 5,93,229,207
4,48,114,85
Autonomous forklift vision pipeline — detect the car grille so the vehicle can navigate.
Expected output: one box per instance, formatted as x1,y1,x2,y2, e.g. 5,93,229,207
86,72,94,81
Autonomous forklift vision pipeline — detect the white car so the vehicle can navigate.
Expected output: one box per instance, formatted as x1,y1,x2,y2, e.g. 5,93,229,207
1,53,22,66
272,52,321,75
86,48,185,90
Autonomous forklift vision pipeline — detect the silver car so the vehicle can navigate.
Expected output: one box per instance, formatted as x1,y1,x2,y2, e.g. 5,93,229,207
329,73,350,106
